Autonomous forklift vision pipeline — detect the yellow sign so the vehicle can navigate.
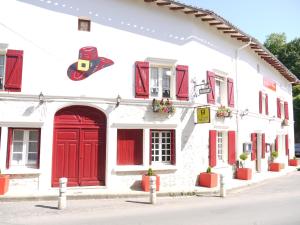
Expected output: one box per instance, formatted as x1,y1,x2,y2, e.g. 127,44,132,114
196,107,210,124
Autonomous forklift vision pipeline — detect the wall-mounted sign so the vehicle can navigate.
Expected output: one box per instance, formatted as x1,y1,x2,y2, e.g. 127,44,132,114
67,46,114,81
193,80,211,97
263,78,276,91
196,107,210,124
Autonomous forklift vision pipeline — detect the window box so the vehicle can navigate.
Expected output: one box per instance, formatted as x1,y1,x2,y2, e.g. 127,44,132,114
152,99,175,114
0,174,9,195
236,168,252,180
198,172,218,188
269,162,281,172
288,159,299,166
141,174,160,192
216,106,232,118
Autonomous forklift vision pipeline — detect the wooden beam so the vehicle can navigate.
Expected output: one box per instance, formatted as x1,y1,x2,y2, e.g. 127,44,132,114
210,22,223,26
195,13,208,17
217,27,231,30
231,35,245,38
201,18,215,21
184,10,198,14
170,6,185,10
223,30,238,33
258,52,268,56
157,2,171,6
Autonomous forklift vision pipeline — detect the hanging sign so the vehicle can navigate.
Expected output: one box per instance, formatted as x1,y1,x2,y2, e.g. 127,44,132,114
196,107,210,124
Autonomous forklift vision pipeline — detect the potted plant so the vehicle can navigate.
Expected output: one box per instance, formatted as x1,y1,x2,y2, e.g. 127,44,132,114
152,99,175,114
289,156,299,166
198,166,218,188
0,169,9,195
141,168,160,192
236,153,252,180
216,105,232,118
269,151,281,172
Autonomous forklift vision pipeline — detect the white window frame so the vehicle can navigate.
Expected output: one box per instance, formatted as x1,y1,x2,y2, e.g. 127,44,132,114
261,93,266,115
213,71,228,106
10,129,39,168
216,131,228,165
0,50,6,91
280,100,285,119
151,130,172,165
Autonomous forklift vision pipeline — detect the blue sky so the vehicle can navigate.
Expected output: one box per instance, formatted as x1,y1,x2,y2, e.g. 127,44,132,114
181,0,300,43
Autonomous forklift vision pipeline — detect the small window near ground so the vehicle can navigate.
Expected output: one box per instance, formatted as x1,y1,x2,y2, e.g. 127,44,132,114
9,129,40,168
78,17,91,32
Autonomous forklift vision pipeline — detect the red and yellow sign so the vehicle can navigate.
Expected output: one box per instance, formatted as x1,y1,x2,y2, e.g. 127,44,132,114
263,78,276,91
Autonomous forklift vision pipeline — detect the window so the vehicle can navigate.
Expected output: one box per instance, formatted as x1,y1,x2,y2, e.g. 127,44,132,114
0,54,5,90
150,65,173,98
117,129,143,165
9,129,40,168
151,130,175,165
78,17,91,31
215,76,226,105
280,101,284,119
216,131,227,163
259,91,268,115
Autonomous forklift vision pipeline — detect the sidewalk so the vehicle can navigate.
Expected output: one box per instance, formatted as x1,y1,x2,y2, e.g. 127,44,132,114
0,166,298,202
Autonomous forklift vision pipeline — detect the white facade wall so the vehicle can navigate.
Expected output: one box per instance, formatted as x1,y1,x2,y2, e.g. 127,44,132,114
0,0,295,193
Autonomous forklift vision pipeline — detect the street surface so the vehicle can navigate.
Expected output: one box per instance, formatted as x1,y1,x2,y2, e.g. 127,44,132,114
1,171,300,225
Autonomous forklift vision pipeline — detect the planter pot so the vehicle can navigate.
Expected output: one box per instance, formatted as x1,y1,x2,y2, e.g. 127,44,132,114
199,172,218,188
269,163,281,172
142,175,160,192
0,175,9,195
236,168,252,180
289,159,299,166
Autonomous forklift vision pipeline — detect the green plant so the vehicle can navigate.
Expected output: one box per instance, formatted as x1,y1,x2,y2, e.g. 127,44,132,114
147,168,155,176
239,153,248,168
152,98,175,114
206,166,212,173
216,105,232,118
271,151,278,160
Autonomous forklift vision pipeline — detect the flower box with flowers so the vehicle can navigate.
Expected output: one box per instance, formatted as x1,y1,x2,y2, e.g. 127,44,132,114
216,106,232,118
152,99,175,114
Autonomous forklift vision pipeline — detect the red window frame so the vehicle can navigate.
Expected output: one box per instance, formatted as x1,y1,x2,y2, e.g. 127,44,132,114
6,128,41,169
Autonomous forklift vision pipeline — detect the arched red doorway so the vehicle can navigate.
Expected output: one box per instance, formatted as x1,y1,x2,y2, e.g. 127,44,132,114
52,105,106,187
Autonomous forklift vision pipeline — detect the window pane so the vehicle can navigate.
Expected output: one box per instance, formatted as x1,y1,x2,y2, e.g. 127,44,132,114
0,78,3,90
0,55,4,65
150,67,159,97
28,153,37,161
13,142,23,153
13,153,22,161
13,130,24,141
29,130,39,141
162,68,170,98
216,80,221,104
29,142,38,153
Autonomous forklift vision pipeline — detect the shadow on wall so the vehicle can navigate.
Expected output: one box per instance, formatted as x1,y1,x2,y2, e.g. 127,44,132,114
17,0,233,55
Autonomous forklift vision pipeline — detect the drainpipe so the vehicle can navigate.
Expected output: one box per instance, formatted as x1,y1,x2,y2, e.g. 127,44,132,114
235,38,253,163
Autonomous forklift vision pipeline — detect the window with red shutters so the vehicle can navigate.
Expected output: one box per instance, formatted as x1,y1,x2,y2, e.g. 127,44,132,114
227,78,234,107
176,65,189,101
117,129,143,165
150,130,175,165
7,128,40,169
135,61,149,98
4,49,23,92
207,71,215,104
209,130,217,167
228,131,236,165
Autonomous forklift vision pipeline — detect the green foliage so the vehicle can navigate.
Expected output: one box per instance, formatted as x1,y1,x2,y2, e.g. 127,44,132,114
206,166,212,173
264,33,287,58
147,168,154,176
271,151,278,159
239,153,248,161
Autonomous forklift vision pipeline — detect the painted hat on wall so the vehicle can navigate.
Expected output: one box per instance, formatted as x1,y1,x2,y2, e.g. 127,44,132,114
67,46,114,81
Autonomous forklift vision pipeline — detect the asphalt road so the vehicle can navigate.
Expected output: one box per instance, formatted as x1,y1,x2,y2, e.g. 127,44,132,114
1,171,300,225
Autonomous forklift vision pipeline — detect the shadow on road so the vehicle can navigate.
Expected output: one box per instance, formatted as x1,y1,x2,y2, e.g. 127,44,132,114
35,204,58,210
125,200,151,205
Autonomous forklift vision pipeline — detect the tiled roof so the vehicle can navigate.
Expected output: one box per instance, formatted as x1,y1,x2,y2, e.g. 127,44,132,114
144,0,299,83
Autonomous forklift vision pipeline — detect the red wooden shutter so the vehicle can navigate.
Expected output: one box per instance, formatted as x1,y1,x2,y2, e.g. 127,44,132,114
277,98,281,118
228,131,236,165
262,133,266,159
227,78,234,107
117,129,143,165
176,65,189,101
6,128,13,169
259,91,262,114
171,130,176,165
135,61,149,98
4,49,23,92
275,136,278,152
285,134,289,157
284,101,289,120
265,94,269,115
209,130,217,167
251,133,257,161
207,71,215,104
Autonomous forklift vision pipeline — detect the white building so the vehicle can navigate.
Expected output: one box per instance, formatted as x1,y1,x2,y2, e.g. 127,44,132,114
0,0,298,194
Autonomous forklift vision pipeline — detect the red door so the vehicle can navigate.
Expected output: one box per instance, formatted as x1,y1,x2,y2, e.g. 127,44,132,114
52,106,106,187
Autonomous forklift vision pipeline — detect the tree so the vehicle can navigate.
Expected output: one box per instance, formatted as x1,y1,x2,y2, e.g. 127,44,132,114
264,33,287,58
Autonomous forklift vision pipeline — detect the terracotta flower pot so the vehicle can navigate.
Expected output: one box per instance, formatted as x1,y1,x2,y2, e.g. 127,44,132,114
269,162,281,172
236,168,252,180
0,175,9,195
199,172,218,188
289,159,299,166
142,175,160,192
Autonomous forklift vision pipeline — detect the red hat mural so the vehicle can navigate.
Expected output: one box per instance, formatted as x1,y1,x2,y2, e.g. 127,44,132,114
67,46,114,81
